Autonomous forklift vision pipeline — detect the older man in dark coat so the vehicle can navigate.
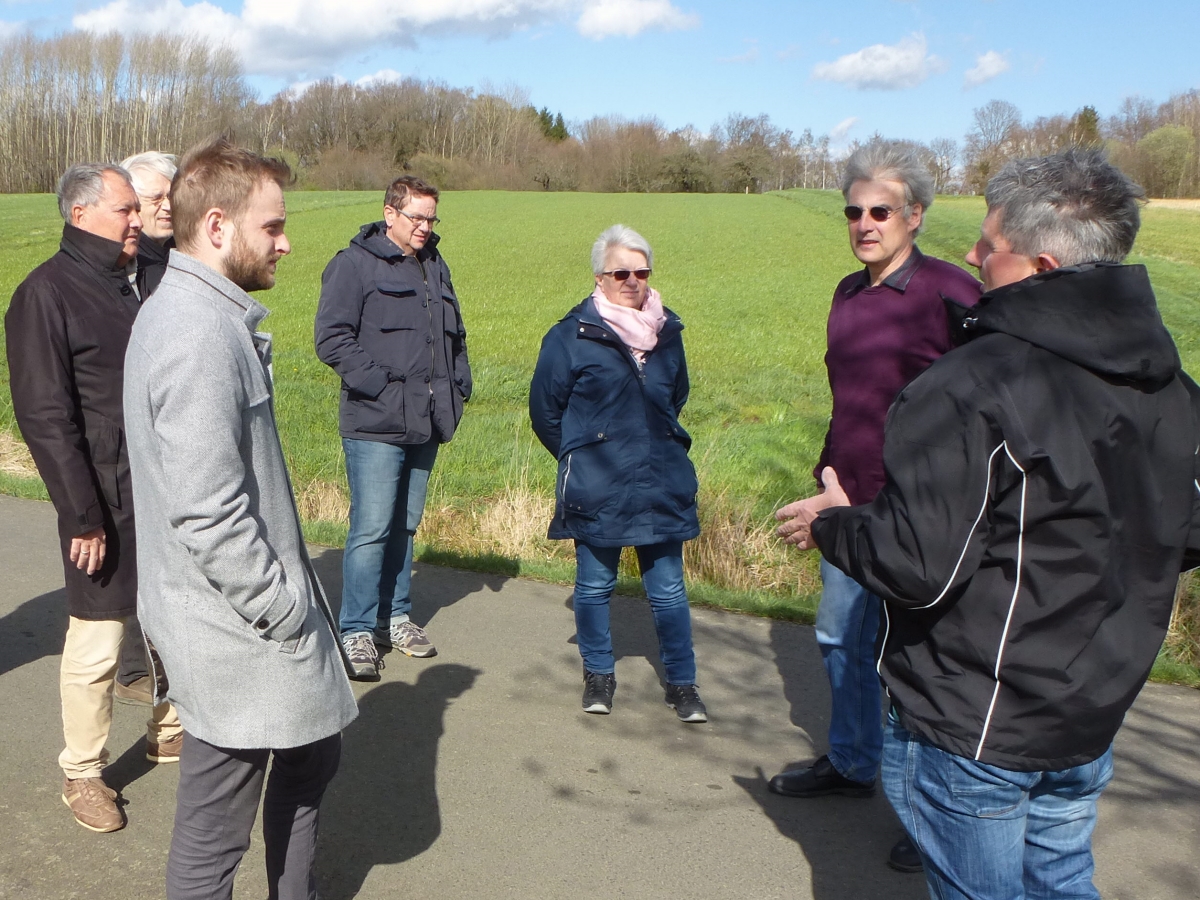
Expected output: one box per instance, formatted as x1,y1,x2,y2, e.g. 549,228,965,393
5,163,181,834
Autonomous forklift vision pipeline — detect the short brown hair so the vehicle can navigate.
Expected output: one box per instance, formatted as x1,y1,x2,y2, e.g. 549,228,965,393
171,138,292,250
384,175,439,211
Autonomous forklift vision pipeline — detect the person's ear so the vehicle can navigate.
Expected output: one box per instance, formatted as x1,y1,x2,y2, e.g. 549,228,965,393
1035,252,1061,273
383,205,396,228
203,208,228,250
907,203,924,233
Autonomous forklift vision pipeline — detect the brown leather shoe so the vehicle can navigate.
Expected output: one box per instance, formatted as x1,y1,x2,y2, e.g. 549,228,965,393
114,676,153,707
146,732,183,764
62,776,125,833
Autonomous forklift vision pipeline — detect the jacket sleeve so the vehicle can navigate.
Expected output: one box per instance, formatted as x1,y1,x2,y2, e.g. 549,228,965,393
145,320,306,643
5,277,106,535
1179,373,1200,572
314,250,390,400
812,371,1005,608
672,338,690,414
529,326,573,458
445,263,472,401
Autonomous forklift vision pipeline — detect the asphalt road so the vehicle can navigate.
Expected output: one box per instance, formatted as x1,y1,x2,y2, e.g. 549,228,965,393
0,493,1196,899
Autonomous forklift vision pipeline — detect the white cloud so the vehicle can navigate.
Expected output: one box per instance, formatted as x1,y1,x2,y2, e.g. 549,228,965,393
0,19,24,38
811,33,945,91
576,0,698,39
830,116,857,141
963,50,1009,89
72,0,699,76
355,68,405,87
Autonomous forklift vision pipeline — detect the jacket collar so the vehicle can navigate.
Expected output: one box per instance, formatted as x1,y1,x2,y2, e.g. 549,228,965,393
351,220,441,262
137,234,174,267
569,295,683,344
60,223,130,272
164,249,270,333
946,263,1180,383
847,244,925,294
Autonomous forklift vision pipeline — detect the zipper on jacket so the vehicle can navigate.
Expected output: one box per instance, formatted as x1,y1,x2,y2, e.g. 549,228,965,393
560,452,573,503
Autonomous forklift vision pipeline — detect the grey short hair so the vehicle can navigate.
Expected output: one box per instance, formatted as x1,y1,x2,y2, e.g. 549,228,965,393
840,142,936,234
119,151,178,186
592,224,653,275
986,148,1144,266
56,164,133,222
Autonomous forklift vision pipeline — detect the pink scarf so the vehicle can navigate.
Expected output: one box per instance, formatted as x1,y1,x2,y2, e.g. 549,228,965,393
591,286,667,366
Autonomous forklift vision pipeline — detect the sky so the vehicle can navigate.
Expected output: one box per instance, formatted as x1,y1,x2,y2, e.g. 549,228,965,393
3,0,1198,150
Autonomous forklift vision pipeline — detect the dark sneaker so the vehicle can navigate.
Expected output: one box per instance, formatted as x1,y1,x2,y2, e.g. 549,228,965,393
582,670,616,714
62,776,124,833
343,632,381,680
664,683,708,723
114,675,153,707
768,754,876,798
146,731,183,764
887,835,924,873
374,621,437,658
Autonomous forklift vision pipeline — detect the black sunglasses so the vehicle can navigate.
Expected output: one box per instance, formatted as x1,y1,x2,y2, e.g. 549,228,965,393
602,268,652,282
844,205,902,223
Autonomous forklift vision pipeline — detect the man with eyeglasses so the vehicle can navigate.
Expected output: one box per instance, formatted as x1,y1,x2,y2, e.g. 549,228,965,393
770,142,980,873
121,151,177,299
315,175,472,679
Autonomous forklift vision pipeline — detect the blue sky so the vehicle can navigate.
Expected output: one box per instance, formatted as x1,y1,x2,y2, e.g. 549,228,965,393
4,0,1197,150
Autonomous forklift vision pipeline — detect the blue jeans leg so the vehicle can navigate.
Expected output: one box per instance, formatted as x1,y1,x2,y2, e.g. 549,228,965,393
339,438,438,636
815,557,883,782
635,542,696,685
573,542,697,685
881,714,1112,900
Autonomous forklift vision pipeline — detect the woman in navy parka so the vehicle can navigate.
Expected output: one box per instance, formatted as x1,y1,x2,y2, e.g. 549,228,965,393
529,225,706,722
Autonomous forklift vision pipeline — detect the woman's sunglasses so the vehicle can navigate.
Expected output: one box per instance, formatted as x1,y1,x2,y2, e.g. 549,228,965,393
602,268,652,282
844,205,902,223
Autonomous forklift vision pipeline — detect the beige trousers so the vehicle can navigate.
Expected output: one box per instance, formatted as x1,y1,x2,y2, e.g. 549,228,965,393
58,616,183,779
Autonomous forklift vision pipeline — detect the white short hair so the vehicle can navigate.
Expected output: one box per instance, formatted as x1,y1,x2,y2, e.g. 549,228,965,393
591,224,653,275
119,151,178,186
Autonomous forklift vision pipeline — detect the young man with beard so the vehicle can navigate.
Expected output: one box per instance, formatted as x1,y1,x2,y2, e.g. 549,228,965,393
123,139,357,900
782,149,1200,899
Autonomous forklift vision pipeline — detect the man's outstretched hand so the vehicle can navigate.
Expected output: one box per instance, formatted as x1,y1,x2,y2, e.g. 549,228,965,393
776,467,851,549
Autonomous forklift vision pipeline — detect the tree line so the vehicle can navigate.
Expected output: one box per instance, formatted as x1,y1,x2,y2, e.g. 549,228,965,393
1,31,1197,197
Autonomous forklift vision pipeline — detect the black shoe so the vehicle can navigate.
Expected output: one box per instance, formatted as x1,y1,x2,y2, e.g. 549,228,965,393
887,835,923,873
767,755,876,798
582,670,615,714
664,683,708,723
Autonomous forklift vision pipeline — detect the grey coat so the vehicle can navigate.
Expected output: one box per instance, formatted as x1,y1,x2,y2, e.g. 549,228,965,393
123,251,358,750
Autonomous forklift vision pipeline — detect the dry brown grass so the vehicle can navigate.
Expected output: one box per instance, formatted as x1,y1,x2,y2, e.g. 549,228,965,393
1167,571,1200,668
0,431,38,478
294,478,350,526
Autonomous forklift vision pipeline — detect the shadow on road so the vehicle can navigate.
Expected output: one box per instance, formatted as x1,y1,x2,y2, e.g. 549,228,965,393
315,663,481,900
0,588,67,678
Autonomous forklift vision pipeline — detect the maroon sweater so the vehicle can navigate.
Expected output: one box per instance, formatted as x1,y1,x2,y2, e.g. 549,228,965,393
815,246,982,505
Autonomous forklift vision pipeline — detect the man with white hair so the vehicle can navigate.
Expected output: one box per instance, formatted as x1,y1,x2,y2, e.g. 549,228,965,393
770,142,979,871
6,163,182,834
784,148,1200,898
121,151,177,298
104,150,179,708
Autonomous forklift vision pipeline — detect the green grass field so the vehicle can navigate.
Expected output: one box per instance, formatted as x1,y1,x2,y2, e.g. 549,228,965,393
3,189,1199,683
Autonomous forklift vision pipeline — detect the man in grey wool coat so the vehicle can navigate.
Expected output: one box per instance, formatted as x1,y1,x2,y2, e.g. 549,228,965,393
123,139,358,900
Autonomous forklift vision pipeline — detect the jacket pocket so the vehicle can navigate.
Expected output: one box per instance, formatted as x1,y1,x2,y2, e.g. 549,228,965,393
85,416,124,509
347,378,406,435
366,283,421,332
558,429,612,520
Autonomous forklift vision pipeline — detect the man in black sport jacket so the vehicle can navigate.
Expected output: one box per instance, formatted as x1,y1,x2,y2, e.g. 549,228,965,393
780,148,1200,899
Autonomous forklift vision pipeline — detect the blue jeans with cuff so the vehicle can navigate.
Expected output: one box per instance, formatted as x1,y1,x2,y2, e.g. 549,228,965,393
882,712,1113,900
815,557,884,783
339,437,438,636
572,541,697,685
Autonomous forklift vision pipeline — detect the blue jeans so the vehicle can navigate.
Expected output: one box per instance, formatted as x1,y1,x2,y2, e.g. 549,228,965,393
815,557,883,782
882,714,1114,900
339,438,438,636
573,541,697,685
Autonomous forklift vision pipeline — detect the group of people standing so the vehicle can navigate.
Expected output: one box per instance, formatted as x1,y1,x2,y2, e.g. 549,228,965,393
4,133,1198,900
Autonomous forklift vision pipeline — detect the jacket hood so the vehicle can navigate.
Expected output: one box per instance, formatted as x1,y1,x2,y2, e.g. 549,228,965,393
949,263,1180,383
60,223,130,272
350,220,440,261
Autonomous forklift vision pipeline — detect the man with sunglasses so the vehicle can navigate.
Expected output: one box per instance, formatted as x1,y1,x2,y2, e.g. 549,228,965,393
770,142,980,872
315,175,472,679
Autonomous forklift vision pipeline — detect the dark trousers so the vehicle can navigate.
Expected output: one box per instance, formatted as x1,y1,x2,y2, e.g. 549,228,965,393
117,615,149,686
166,731,342,900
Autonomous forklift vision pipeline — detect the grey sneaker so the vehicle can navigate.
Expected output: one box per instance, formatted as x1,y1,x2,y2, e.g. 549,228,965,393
343,632,381,680
664,683,708,723
375,621,437,658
